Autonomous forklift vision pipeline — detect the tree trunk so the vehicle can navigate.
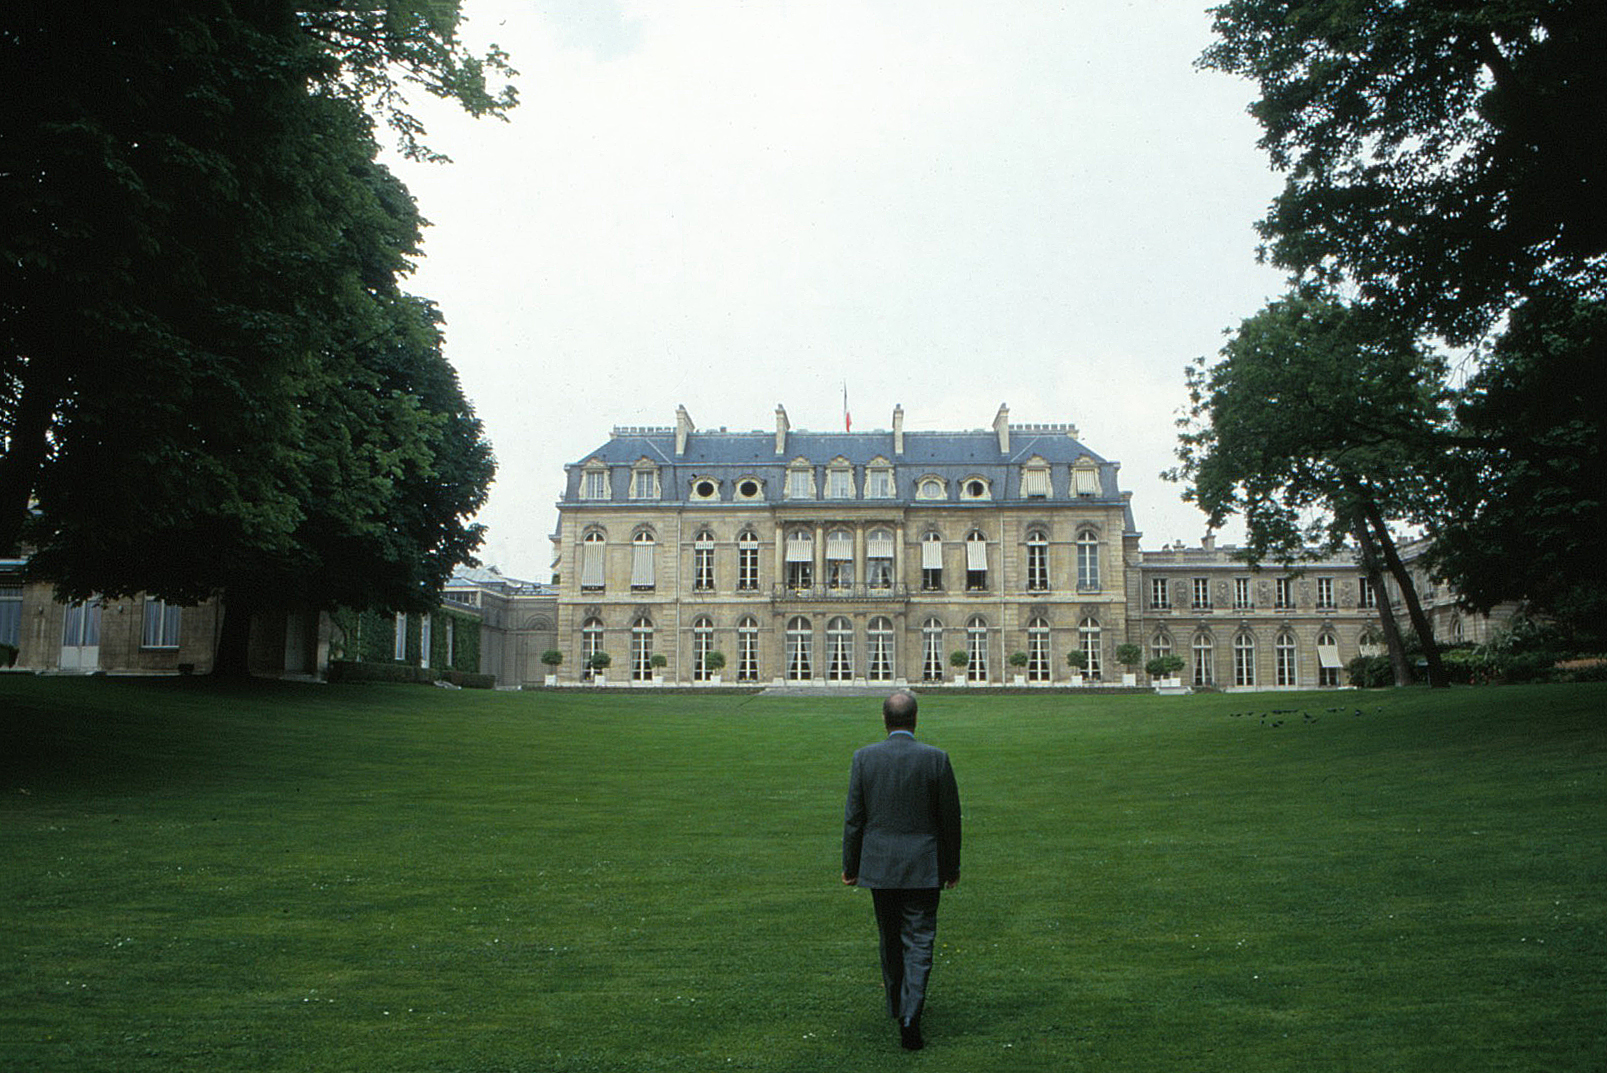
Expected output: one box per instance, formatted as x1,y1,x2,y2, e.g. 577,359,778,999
212,592,255,678
1360,500,1450,688
1352,515,1412,686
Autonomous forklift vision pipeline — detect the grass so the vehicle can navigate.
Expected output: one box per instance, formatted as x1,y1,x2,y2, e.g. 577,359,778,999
1,677,1603,1072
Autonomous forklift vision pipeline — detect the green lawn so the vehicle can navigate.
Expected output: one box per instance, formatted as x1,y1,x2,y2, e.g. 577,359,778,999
2,678,1603,1072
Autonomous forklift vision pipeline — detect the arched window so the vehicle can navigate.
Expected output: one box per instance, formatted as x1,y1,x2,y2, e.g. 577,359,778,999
693,617,714,681
786,615,813,681
1150,630,1173,681
693,530,715,592
1027,617,1050,682
1025,528,1048,592
965,530,988,591
1076,528,1100,591
631,616,655,681
867,617,894,681
785,530,814,591
1317,628,1341,687
737,616,759,682
631,531,656,591
921,617,944,681
582,617,604,680
580,530,606,592
1234,631,1257,687
826,528,854,590
737,529,760,591
827,616,854,681
867,528,895,590
921,531,944,591
1275,630,1297,687
1192,632,1214,686
1079,616,1102,679
967,616,989,682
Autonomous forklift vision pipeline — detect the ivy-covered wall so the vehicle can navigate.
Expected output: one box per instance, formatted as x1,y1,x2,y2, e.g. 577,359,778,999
329,607,480,674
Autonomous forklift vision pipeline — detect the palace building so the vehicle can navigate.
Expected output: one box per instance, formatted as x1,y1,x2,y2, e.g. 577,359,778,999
548,403,1400,688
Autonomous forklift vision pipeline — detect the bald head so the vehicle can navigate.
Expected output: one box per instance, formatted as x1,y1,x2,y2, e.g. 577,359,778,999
882,690,918,731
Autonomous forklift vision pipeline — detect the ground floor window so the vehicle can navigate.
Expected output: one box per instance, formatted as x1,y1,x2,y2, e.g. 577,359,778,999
786,616,812,681
693,618,714,681
827,616,854,681
1275,631,1297,686
1234,632,1256,687
1193,634,1214,686
867,617,893,681
921,619,944,681
632,617,654,681
1027,617,1050,682
737,618,759,682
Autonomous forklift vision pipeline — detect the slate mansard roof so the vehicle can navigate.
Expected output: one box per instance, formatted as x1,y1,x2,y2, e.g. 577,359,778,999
560,405,1136,532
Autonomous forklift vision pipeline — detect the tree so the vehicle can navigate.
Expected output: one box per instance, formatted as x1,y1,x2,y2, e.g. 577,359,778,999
1,2,514,672
1200,0,1607,639
1115,643,1144,673
1146,654,1185,680
1171,294,1451,686
541,649,564,670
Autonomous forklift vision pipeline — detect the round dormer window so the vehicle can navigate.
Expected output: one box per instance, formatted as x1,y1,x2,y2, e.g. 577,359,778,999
738,478,761,498
694,479,717,499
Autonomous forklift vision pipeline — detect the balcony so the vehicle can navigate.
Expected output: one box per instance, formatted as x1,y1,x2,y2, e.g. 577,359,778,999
771,583,910,606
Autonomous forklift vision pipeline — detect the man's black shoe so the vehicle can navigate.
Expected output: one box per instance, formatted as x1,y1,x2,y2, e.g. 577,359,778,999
900,1017,924,1051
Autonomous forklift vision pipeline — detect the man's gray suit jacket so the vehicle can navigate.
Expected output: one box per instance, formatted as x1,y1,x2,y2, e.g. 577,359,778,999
842,732,962,889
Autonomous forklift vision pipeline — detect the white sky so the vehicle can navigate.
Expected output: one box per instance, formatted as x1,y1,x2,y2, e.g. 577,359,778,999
383,0,1285,579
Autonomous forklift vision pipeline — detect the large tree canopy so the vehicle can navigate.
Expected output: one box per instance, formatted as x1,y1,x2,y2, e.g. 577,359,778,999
0,1,511,667
1196,0,1605,640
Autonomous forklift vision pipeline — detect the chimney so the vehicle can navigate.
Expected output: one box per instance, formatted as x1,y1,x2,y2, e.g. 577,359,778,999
774,404,789,456
1202,532,1216,552
992,403,1010,454
674,405,694,456
892,404,904,455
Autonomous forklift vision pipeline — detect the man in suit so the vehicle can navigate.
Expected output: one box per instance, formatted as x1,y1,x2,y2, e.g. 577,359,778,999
842,690,962,1051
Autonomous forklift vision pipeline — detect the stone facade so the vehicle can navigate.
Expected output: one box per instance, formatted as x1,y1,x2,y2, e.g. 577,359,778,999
549,404,1410,690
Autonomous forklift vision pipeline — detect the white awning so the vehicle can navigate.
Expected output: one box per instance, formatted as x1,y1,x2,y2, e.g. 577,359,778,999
966,539,988,570
867,533,895,558
1317,644,1342,669
631,543,654,587
580,543,604,588
826,532,853,560
785,533,813,563
921,539,943,569
1073,467,1099,496
1023,468,1049,496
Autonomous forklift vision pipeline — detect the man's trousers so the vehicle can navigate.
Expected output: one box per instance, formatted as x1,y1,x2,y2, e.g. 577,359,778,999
870,887,941,1022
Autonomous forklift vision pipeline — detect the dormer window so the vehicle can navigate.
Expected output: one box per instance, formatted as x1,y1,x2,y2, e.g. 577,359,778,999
735,476,764,501
786,460,816,499
580,460,611,500
629,462,660,500
917,476,946,501
1072,461,1100,497
866,459,895,498
1022,458,1051,498
826,459,855,499
961,476,991,501
690,477,720,501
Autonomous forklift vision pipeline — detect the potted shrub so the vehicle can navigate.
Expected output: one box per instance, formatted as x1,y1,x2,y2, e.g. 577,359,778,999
1066,649,1087,686
1116,643,1144,687
586,651,611,685
540,648,563,686
704,650,727,685
1146,653,1185,688
649,652,668,684
949,649,969,686
1008,650,1029,685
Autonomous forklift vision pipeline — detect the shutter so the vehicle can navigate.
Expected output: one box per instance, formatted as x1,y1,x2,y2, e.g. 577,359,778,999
966,539,987,570
632,543,654,586
826,532,853,560
921,539,943,569
785,533,813,563
867,533,895,558
580,543,604,587
1317,644,1342,669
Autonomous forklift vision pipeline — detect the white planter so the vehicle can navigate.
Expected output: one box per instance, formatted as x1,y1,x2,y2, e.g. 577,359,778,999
1122,673,1137,686
1013,674,1027,686
593,675,607,687
652,673,664,685
953,674,967,686
544,674,558,686
1070,674,1084,687
709,674,722,685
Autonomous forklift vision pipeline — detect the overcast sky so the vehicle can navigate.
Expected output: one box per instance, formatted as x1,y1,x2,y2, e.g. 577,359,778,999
383,0,1287,579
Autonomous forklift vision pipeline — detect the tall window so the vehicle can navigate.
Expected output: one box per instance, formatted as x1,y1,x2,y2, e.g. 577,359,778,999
1027,617,1050,682
1151,577,1171,609
582,617,604,679
1358,576,1376,609
921,532,943,591
1316,577,1335,609
921,618,944,681
1233,577,1252,610
867,529,895,590
966,616,988,682
737,617,760,682
1192,577,1212,610
1025,529,1048,592
1317,629,1342,686
1275,630,1298,686
1192,632,1214,686
1079,616,1102,679
692,617,715,681
867,617,894,681
0,584,21,648
141,597,182,649
693,531,715,592
826,463,854,499
1150,631,1173,680
785,530,814,590
420,614,433,669
786,616,813,681
393,612,408,661
1076,529,1100,591
1275,577,1294,609
827,616,854,681
1234,631,1256,686
631,531,656,591
631,617,655,681
826,529,854,590
629,465,660,500
737,529,760,591
580,530,606,591
965,530,988,591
